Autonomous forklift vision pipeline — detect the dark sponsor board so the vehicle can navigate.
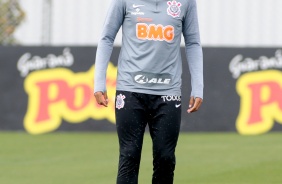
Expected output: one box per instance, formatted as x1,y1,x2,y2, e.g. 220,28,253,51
0,46,281,135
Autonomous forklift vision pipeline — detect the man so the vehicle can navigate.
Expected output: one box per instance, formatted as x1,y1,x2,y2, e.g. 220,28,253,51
94,0,203,183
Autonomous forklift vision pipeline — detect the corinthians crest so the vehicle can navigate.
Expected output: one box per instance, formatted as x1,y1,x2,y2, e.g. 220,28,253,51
167,0,182,18
116,94,126,109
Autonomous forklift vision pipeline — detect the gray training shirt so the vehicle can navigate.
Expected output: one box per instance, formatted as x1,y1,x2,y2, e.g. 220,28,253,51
94,0,203,98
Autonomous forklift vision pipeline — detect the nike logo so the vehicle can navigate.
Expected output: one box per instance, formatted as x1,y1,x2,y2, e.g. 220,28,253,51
133,4,145,8
175,104,181,108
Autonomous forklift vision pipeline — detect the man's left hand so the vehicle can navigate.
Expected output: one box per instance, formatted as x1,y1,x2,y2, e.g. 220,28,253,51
187,96,203,113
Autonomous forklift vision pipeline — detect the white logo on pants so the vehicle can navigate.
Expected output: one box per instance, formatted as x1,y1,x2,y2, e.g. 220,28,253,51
116,94,126,109
161,95,181,102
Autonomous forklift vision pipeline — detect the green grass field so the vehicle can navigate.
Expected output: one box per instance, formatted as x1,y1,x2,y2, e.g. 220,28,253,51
0,132,281,184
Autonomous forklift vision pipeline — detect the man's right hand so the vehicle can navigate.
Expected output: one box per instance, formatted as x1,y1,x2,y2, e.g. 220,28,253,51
94,91,108,107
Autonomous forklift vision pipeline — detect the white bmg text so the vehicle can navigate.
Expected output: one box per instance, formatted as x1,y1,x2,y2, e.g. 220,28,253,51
17,48,74,77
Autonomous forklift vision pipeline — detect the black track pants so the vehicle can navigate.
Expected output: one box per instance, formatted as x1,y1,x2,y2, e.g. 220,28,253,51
115,91,181,184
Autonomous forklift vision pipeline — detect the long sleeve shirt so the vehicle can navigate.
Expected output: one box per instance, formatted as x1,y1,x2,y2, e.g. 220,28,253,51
94,0,203,98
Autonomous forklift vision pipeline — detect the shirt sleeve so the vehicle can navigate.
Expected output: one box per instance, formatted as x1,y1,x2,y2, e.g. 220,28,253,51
94,0,125,93
182,0,204,99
